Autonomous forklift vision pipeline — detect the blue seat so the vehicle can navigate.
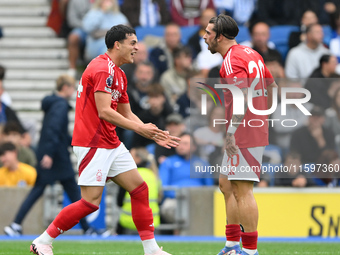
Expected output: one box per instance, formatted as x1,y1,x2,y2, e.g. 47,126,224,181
270,25,299,60
235,26,250,43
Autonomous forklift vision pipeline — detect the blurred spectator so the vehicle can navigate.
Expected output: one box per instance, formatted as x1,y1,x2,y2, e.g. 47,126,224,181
121,42,149,83
285,23,330,80
153,113,186,166
290,106,335,164
288,10,319,50
132,84,173,147
170,0,215,26
305,54,338,110
3,75,99,237
117,147,160,234
2,122,37,167
66,0,93,78
0,142,36,187
325,87,340,152
160,46,193,105
193,106,224,163
121,0,170,27
241,21,282,64
263,55,285,80
187,8,216,59
0,65,12,106
274,152,315,187
83,0,129,61
328,9,340,64
175,71,199,119
314,149,340,186
159,133,214,223
46,0,70,37
214,0,256,25
271,80,313,153
127,61,156,115
0,26,3,38
149,23,182,76
253,0,301,26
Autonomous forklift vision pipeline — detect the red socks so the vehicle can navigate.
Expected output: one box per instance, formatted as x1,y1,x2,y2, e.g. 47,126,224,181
130,181,155,241
47,198,99,238
226,224,241,242
242,231,258,250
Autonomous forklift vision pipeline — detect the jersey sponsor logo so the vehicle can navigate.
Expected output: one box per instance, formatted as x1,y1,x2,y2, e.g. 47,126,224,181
120,77,124,90
96,170,102,182
111,89,121,101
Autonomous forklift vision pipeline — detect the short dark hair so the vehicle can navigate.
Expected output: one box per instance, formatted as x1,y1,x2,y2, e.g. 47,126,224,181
3,121,22,135
209,14,239,40
305,23,320,34
0,142,17,156
105,25,136,49
0,65,5,80
319,54,332,67
147,84,165,97
173,46,192,59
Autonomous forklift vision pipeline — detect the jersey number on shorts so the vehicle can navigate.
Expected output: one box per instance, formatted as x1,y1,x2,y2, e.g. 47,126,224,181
248,60,266,98
227,154,240,167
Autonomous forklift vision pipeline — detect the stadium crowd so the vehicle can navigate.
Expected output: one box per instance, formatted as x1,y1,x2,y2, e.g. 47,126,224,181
2,0,340,236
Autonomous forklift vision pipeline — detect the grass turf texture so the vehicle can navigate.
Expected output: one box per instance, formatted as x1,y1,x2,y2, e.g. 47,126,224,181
1,241,340,254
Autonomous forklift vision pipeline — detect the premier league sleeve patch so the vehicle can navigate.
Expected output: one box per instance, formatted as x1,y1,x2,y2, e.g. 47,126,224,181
105,75,113,93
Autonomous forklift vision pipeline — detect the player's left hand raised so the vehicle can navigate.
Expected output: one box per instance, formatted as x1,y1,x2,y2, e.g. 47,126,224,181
225,133,239,157
154,131,181,149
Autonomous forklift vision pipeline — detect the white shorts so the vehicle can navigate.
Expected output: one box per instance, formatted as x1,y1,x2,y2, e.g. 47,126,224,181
220,146,265,182
74,143,137,186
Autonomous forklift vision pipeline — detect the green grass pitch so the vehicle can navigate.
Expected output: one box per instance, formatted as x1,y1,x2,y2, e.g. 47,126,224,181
1,241,340,254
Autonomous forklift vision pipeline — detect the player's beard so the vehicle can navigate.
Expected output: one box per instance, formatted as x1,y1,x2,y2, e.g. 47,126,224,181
208,39,218,54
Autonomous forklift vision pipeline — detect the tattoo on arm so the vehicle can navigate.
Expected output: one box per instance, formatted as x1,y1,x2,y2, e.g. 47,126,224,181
230,87,248,125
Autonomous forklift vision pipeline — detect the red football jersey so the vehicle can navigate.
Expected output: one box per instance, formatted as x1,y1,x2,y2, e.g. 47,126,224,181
220,45,274,148
72,53,129,149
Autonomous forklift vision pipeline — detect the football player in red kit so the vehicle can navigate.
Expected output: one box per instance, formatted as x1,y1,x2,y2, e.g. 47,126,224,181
203,15,278,255
30,25,180,255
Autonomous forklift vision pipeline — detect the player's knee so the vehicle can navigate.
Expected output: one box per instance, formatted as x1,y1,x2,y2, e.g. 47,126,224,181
231,181,253,201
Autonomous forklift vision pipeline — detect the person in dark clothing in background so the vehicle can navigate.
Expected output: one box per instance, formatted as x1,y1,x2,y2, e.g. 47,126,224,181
4,75,98,237
305,54,338,110
289,106,335,164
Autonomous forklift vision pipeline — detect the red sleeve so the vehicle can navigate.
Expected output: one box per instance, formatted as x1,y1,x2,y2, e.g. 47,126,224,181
118,72,129,103
221,56,248,89
93,71,113,94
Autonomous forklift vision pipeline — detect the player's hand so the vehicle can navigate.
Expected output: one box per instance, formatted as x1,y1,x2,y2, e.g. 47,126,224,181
41,155,53,169
225,133,239,157
154,131,181,149
136,123,169,140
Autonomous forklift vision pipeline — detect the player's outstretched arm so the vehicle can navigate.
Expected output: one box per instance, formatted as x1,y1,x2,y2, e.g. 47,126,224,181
95,91,168,140
117,102,144,124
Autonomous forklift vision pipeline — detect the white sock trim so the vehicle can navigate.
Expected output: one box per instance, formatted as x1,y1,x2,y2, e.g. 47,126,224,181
243,248,257,255
225,241,240,247
142,238,160,254
34,231,55,245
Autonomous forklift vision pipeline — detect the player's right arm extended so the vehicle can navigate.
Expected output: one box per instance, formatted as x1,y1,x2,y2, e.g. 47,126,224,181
94,91,168,140
267,81,278,110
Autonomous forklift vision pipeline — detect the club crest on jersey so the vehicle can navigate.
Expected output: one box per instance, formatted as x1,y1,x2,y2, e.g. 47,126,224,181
111,89,121,101
96,170,102,182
